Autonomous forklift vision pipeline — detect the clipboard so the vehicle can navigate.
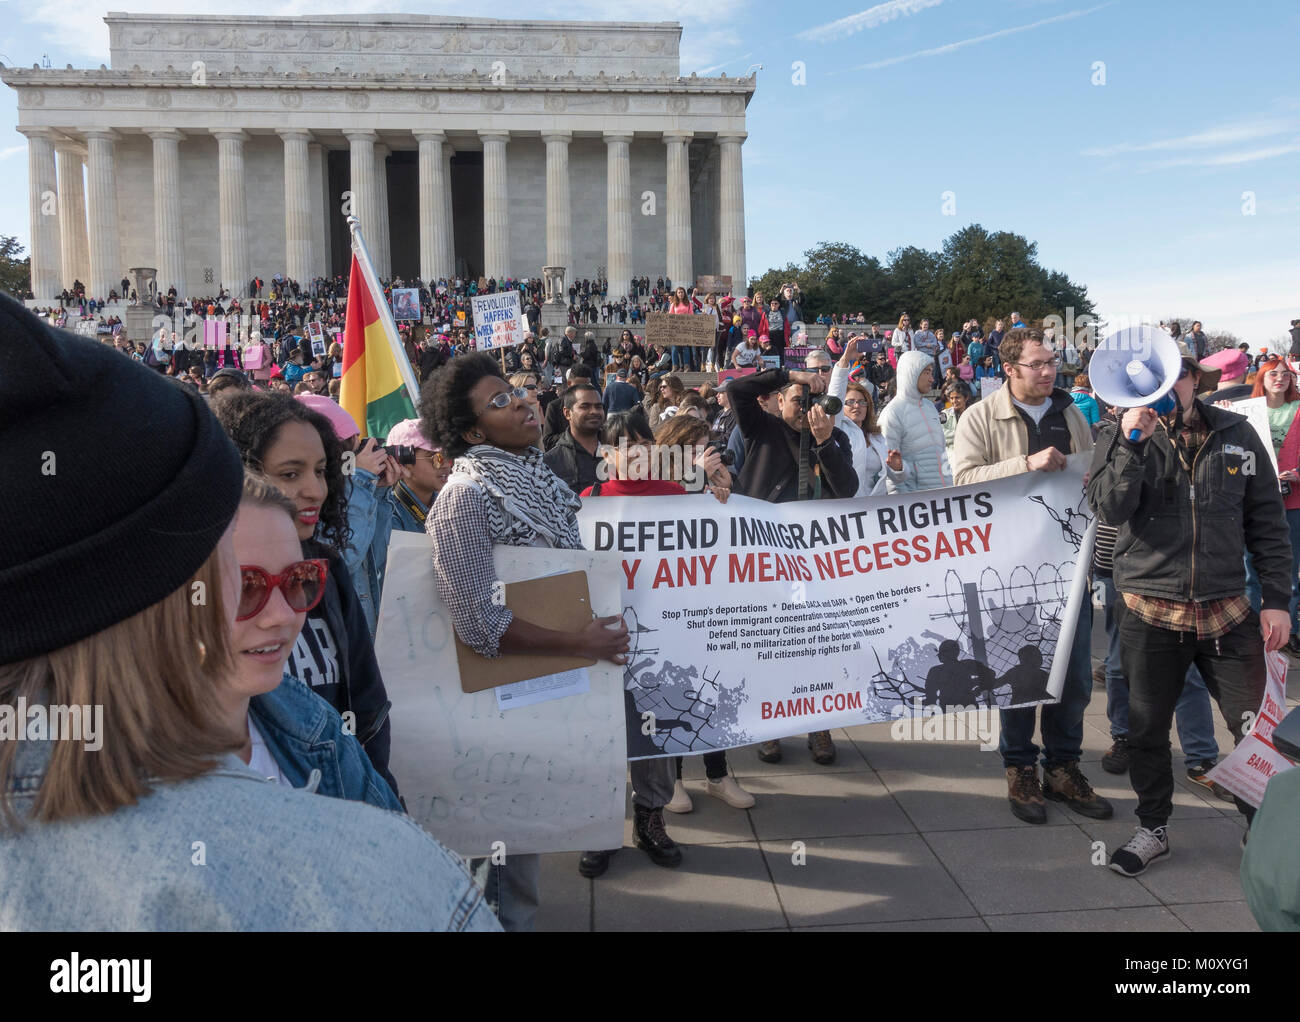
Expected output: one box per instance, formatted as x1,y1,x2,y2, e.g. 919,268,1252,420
455,570,597,692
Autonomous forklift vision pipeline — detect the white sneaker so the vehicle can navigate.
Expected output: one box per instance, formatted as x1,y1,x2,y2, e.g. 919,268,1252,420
1109,825,1170,877
706,775,756,809
664,779,693,814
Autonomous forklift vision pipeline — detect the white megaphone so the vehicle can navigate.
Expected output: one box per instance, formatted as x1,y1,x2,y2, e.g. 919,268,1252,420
1088,326,1184,441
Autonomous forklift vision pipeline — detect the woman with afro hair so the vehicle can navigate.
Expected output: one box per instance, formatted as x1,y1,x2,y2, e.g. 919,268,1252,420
419,353,631,931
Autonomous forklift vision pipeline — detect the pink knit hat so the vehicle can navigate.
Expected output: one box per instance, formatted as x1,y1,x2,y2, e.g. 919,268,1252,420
295,393,359,440
1200,348,1249,382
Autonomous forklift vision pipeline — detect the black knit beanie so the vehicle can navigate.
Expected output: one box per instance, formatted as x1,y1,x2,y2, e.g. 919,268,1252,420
0,292,244,664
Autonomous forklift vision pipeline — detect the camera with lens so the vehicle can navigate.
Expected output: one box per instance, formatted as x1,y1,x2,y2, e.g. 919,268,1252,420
705,441,736,467
386,444,419,466
795,392,842,417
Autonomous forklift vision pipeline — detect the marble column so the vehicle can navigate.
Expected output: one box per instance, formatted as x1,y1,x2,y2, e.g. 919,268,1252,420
19,127,61,301
604,131,633,299
308,141,329,279
82,128,121,302
664,130,693,289
278,130,314,287
542,130,572,277
147,129,186,298
443,145,456,280
718,133,748,297
415,130,453,282
480,130,510,280
212,129,250,296
55,143,89,291
374,142,392,280
344,130,379,258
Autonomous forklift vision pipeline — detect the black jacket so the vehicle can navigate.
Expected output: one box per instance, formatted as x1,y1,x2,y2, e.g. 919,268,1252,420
542,396,569,451
301,542,399,796
1086,400,1292,610
729,368,858,503
543,428,602,495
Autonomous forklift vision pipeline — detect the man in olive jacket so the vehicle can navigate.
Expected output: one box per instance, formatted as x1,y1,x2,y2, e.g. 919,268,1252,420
1086,348,1292,877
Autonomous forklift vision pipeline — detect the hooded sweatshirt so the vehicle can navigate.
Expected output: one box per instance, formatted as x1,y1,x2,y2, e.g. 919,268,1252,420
877,350,954,493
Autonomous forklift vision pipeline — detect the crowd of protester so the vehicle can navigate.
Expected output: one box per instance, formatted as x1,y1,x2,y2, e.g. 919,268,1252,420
5,276,1300,933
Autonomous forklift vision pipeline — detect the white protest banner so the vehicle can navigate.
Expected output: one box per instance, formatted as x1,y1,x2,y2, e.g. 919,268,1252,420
979,377,1003,400
307,320,325,357
375,533,627,855
1206,651,1295,808
1229,396,1280,478
470,290,523,350
577,460,1093,759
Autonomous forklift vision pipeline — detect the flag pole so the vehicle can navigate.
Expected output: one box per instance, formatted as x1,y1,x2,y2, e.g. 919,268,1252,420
346,215,422,411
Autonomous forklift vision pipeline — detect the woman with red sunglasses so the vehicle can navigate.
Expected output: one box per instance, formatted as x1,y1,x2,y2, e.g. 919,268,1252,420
212,391,399,799
227,472,402,807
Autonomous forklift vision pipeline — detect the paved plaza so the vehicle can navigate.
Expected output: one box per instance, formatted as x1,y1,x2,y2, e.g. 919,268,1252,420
538,623,1295,932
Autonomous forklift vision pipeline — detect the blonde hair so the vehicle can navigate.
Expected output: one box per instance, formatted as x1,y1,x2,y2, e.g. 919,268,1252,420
509,372,539,390
0,547,240,831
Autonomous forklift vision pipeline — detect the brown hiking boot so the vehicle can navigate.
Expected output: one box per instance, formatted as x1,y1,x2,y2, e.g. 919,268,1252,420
1006,765,1047,824
807,730,836,765
1043,761,1114,819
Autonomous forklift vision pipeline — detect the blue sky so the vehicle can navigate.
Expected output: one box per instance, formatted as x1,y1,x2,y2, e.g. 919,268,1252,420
2,0,1298,343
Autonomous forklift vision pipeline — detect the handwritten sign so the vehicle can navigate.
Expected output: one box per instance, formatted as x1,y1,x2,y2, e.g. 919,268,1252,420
695,275,733,294
470,290,524,350
646,311,717,349
375,533,627,855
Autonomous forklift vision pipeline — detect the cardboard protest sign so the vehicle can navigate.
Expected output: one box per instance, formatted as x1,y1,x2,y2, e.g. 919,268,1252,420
646,311,717,349
576,461,1094,759
695,275,733,293
376,534,627,855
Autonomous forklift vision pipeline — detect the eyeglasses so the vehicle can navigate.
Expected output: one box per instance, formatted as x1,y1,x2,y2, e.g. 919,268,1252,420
480,386,531,412
810,365,832,373
237,559,328,621
1014,358,1060,372
521,383,539,391
843,399,867,408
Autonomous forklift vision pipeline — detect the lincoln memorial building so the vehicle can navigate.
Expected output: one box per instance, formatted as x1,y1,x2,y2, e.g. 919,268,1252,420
3,13,755,301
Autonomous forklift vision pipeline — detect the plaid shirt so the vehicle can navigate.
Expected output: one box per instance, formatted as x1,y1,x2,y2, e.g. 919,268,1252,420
1122,592,1251,640
1123,406,1247,639
427,482,515,658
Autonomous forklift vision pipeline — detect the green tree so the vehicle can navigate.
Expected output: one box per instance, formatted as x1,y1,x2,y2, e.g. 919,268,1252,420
0,236,31,299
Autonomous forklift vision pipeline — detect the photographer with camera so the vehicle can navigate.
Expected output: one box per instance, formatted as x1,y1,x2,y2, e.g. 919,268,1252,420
729,362,858,766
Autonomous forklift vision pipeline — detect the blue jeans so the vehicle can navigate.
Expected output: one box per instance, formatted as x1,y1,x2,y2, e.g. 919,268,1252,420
999,598,1093,767
1100,575,1218,766
1243,506,1300,636
472,854,540,933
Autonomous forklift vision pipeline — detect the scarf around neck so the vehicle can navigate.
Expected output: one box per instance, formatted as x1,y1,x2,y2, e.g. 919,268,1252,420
449,445,584,549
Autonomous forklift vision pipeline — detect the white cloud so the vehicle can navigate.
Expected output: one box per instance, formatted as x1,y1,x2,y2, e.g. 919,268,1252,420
797,0,944,44
832,2,1114,73
1084,119,1294,158
0,144,25,161
1138,140,1300,172
691,51,752,76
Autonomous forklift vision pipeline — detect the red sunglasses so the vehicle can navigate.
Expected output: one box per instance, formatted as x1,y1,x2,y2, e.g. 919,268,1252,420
237,559,329,621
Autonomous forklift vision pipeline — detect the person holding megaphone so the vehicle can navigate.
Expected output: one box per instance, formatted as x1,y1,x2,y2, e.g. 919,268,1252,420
1086,333,1292,878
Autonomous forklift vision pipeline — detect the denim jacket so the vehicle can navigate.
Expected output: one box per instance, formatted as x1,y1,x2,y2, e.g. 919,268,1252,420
0,735,500,931
249,674,402,811
342,468,396,639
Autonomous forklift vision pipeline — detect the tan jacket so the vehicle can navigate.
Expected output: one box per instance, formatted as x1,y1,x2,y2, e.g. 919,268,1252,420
952,384,1093,484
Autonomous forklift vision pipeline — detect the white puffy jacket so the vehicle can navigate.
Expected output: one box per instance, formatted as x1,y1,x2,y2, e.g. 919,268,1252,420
876,350,953,493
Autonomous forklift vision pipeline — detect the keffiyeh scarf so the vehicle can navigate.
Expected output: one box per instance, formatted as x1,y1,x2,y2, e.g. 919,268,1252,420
450,445,584,549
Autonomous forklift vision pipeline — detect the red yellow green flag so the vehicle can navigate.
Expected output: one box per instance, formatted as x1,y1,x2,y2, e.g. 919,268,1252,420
339,253,416,439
